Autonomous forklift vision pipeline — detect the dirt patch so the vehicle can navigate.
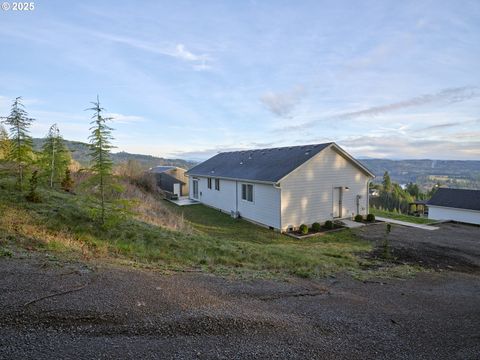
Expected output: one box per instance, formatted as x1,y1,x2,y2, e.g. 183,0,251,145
355,222,480,273
1,249,479,359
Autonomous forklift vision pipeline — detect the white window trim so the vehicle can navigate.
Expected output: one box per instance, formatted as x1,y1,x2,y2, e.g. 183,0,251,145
241,183,254,203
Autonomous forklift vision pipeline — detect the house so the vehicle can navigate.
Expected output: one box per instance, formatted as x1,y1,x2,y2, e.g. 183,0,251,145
150,166,189,197
427,188,480,225
186,142,374,231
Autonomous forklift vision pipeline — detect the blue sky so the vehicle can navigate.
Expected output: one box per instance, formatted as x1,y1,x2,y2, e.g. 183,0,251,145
0,0,479,160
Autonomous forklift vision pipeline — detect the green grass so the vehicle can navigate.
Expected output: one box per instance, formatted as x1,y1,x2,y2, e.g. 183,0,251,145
0,172,381,279
370,208,436,224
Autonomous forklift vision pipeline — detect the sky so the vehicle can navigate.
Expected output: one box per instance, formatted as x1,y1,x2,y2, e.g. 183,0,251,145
0,0,479,160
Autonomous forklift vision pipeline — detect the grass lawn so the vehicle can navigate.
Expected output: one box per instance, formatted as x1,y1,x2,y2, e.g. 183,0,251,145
370,208,436,224
0,172,408,279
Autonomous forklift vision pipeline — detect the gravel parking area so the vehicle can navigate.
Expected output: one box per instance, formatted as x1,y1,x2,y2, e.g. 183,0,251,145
1,223,479,359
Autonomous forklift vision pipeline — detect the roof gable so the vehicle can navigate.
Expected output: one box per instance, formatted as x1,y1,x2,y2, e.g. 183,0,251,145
427,188,480,211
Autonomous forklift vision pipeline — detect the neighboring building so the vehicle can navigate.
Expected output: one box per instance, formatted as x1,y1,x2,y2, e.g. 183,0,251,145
369,188,380,197
186,143,375,231
150,166,189,197
427,188,480,225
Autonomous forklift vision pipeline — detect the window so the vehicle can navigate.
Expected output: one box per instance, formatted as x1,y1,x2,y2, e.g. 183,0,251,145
241,184,253,202
207,178,212,189
215,178,220,191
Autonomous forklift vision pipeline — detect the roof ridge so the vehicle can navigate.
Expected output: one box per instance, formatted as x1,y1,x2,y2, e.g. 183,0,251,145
219,142,334,154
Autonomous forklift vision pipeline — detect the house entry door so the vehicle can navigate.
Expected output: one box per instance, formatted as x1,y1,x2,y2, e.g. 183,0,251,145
333,187,342,218
192,180,199,199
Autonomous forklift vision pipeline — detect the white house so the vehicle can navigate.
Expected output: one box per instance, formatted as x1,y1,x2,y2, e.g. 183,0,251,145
186,143,375,231
427,188,480,225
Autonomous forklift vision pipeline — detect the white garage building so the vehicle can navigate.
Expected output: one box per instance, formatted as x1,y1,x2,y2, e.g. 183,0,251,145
427,188,480,225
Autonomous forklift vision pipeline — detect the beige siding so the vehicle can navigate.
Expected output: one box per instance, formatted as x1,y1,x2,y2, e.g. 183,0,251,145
280,147,370,230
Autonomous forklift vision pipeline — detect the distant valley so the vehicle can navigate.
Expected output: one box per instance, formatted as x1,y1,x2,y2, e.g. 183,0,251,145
34,138,480,190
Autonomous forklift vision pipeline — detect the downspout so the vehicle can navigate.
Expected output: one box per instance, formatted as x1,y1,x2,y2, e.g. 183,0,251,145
235,180,238,215
366,179,371,214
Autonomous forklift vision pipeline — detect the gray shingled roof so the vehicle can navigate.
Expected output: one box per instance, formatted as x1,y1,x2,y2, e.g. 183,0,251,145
186,143,336,182
150,166,177,173
427,188,480,211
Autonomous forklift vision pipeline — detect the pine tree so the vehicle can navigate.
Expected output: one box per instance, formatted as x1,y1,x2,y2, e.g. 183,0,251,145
25,170,40,203
382,171,392,193
0,124,12,160
41,124,71,188
61,168,74,192
2,97,34,189
87,96,115,224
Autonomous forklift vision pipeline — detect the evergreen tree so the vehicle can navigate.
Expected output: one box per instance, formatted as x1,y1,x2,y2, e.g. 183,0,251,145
41,124,71,188
382,171,392,193
2,97,34,188
87,96,115,224
25,170,40,203
61,168,74,192
0,124,12,160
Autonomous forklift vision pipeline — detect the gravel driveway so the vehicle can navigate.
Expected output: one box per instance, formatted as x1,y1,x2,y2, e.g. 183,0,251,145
1,223,479,359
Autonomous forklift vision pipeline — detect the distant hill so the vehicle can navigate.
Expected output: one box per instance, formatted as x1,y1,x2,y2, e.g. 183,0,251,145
361,159,480,190
33,138,197,170
32,138,480,189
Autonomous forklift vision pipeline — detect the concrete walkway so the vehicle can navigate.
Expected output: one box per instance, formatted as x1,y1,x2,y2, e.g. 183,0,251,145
375,217,439,231
341,219,366,228
167,197,200,206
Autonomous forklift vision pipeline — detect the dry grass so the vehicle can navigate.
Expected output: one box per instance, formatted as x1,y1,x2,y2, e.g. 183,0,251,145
120,180,192,232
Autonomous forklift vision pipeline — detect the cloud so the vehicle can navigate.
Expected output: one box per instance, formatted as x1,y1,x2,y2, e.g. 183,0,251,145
106,113,145,124
90,31,212,70
335,86,479,120
338,134,480,160
276,86,480,132
260,85,307,117
171,141,277,160
418,118,480,132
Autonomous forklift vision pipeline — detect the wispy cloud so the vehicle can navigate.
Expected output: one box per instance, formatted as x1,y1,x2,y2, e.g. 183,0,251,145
171,141,277,160
260,85,307,117
90,31,212,70
335,86,479,120
338,134,480,160
106,113,145,124
418,118,480,132
276,86,480,132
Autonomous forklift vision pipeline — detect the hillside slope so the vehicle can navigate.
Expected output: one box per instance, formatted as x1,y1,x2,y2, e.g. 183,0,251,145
33,138,197,169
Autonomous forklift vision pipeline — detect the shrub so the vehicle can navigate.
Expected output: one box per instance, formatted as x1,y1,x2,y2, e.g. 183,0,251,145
25,170,41,203
311,222,321,232
354,214,363,222
366,213,375,222
324,220,334,229
299,224,308,235
61,168,74,192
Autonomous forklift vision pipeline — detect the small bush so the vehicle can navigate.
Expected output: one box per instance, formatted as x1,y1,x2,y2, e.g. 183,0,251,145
311,222,321,232
366,213,375,222
25,170,41,203
354,214,363,222
61,168,74,192
299,224,308,235
324,220,334,229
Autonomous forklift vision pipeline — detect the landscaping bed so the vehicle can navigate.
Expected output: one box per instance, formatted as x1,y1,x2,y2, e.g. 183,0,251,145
286,221,346,239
